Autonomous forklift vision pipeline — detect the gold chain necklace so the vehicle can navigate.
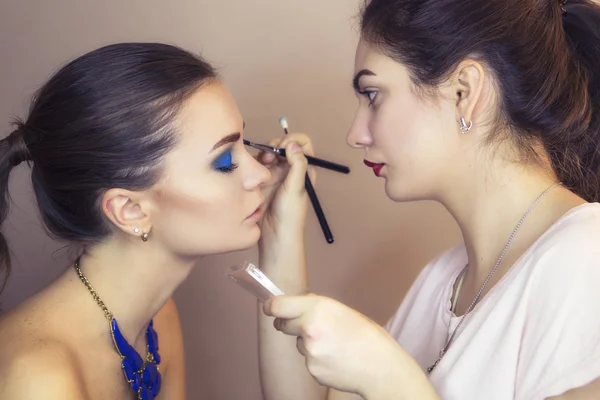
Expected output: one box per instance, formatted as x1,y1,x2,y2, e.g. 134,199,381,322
74,261,114,321
74,258,162,399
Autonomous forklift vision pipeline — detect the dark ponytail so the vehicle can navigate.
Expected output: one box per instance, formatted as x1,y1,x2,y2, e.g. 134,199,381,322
0,122,31,294
561,0,600,201
360,0,600,202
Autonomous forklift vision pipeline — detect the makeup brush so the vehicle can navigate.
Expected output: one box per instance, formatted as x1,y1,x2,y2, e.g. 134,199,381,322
279,117,290,135
279,117,334,244
242,139,350,174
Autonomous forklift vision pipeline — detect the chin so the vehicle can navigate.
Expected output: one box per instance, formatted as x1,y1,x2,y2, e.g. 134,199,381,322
384,179,427,203
229,225,262,252
245,225,262,246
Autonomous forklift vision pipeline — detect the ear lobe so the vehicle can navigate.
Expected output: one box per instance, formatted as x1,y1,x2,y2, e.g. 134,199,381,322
102,188,151,237
454,60,485,126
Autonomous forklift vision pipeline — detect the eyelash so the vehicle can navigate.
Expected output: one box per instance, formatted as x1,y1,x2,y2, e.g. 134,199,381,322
359,90,378,107
212,148,239,174
219,164,239,174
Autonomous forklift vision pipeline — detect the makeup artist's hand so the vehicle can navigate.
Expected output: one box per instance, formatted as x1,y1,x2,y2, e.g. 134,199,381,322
263,294,437,399
257,133,316,241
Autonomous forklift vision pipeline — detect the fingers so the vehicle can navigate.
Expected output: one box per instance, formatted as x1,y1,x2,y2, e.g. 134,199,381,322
280,133,315,157
263,294,315,319
281,133,316,184
273,316,305,336
254,134,315,164
281,142,308,193
272,318,308,355
296,336,308,357
260,152,277,164
256,138,283,166
252,134,315,188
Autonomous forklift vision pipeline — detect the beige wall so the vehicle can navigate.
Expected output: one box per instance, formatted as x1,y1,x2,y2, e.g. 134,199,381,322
0,1,461,398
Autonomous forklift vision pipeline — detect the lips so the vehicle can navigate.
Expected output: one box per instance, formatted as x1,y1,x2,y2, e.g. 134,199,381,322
363,159,385,177
245,202,264,221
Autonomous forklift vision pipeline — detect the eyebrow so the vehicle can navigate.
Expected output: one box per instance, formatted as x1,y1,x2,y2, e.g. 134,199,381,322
211,132,241,152
352,69,377,92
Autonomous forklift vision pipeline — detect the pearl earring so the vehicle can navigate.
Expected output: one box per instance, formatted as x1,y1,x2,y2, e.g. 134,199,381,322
134,228,140,234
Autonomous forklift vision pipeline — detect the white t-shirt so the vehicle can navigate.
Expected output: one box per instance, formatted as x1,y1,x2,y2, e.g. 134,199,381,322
385,203,600,400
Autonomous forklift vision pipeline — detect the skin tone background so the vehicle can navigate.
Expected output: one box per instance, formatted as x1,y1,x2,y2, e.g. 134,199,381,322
0,0,461,398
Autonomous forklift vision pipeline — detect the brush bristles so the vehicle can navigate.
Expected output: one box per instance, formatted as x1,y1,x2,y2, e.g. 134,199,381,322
278,117,289,130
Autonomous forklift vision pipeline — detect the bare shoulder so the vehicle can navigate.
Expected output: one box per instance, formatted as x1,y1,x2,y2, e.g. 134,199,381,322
0,339,88,399
0,291,88,399
154,297,182,326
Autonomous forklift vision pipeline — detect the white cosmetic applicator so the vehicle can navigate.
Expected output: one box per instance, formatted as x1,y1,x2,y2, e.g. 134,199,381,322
279,117,289,134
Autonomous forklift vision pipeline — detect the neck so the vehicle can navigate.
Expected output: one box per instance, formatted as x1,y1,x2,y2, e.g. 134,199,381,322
439,161,585,279
74,237,196,345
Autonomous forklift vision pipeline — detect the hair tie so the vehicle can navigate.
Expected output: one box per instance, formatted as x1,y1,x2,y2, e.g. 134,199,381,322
6,128,31,167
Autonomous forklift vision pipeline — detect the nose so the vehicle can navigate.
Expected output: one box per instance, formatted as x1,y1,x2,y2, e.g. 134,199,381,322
243,153,272,191
346,110,373,149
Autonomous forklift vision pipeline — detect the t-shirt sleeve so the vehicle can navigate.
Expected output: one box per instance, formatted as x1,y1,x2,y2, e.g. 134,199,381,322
515,234,600,399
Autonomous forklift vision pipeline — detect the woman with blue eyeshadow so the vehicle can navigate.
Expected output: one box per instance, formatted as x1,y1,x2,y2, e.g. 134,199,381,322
0,42,313,400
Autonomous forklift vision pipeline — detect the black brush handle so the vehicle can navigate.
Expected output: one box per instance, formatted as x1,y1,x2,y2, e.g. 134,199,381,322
304,174,334,244
278,149,350,174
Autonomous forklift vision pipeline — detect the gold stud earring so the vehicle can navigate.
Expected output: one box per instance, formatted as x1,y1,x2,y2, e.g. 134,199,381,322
141,232,149,242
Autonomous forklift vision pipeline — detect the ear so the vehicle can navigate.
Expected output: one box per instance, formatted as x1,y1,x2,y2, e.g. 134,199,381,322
452,59,486,129
101,188,152,238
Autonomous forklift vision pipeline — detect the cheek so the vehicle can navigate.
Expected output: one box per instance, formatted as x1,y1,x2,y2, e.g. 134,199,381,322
373,95,455,199
370,96,426,163
155,176,241,222
159,182,261,256
152,177,245,247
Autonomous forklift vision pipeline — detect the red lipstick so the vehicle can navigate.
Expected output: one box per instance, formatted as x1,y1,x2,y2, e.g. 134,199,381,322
363,160,385,177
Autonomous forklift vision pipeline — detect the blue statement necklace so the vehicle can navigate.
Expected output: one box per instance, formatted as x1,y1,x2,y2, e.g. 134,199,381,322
74,258,162,400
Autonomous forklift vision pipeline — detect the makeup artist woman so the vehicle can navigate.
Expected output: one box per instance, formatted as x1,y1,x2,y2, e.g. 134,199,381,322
257,0,600,399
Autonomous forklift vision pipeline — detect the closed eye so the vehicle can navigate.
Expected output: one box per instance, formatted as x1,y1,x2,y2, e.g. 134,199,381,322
212,147,239,174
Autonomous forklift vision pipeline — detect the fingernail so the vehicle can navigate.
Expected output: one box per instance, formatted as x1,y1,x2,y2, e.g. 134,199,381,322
290,143,300,153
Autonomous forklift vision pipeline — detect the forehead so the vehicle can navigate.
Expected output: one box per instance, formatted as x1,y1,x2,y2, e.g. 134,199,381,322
175,81,242,150
355,39,384,72
354,39,399,75
354,39,414,89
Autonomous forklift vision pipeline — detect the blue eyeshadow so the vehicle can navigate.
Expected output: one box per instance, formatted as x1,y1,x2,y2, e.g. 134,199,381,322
212,148,233,169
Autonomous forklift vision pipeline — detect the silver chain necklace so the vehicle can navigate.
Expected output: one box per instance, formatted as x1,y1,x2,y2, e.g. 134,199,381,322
426,182,561,374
